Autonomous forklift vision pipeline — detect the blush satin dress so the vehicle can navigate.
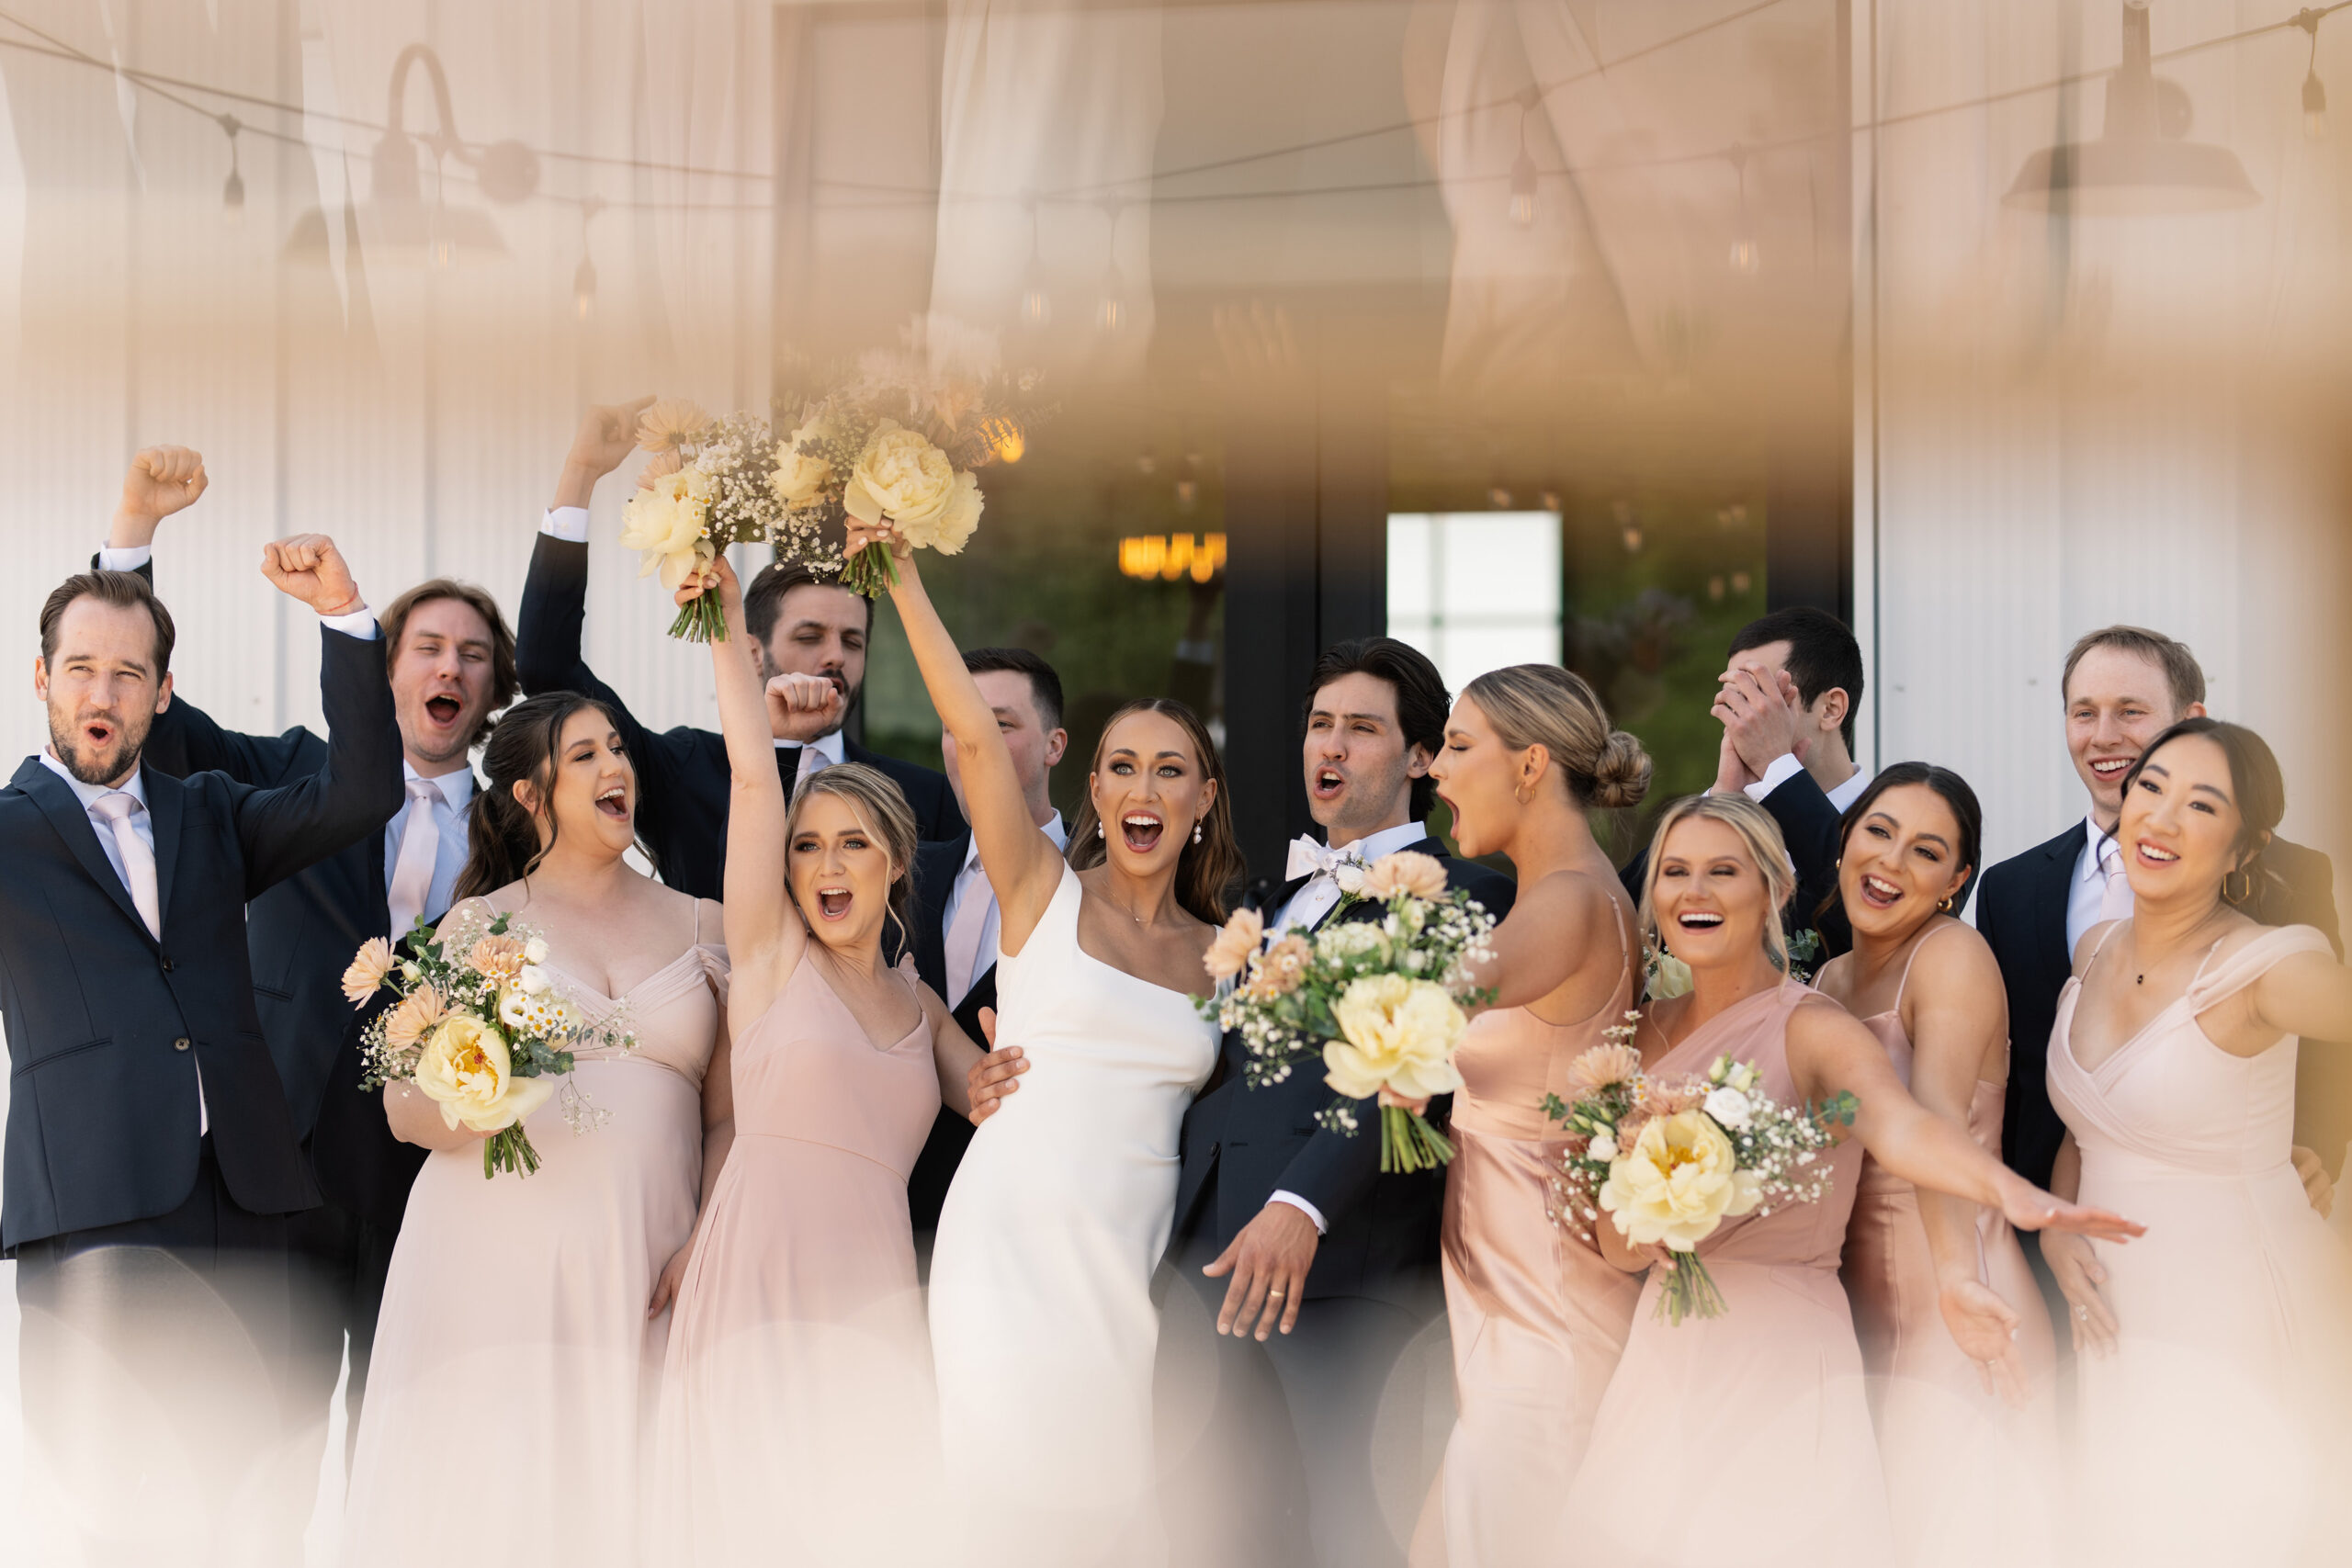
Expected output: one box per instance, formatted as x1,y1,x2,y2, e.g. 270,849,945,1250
1430,899,1640,1566
2049,922,2352,1568
1837,923,2056,1568
1561,982,1892,1568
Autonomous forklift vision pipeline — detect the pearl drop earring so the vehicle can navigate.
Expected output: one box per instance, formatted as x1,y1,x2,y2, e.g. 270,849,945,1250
1193,822,1203,845
1097,821,1107,840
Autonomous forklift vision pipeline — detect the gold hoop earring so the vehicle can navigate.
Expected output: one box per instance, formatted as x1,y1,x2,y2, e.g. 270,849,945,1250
1937,895,1956,915
2223,868,2253,905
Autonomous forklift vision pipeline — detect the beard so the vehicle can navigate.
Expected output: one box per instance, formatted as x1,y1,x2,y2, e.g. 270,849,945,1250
49,707,152,787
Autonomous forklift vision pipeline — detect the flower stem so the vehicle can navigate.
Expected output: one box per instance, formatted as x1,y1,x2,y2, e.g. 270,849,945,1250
666,591,728,643
1379,1103,1458,1173
839,542,900,600
1652,1252,1729,1325
481,1124,543,1179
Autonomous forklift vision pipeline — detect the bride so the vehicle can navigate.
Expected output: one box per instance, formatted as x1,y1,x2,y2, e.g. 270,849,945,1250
857,522,1237,1565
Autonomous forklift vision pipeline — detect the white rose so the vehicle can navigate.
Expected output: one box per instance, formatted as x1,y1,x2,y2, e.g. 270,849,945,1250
1702,1086,1753,1131
523,937,549,965
518,964,553,997
1334,862,1367,896
1589,1132,1620,1162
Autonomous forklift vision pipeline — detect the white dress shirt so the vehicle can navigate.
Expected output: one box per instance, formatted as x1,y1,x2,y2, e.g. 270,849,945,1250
1273,818,1433,936
1745,753,1871,815
40,751,209,1134
1262,818,1436,1235
542,506,592,544
2067,812,2126,958
942,811,1069,1004
389,763,477,929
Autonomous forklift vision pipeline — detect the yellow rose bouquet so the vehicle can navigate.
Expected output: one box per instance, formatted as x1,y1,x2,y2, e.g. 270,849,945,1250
1544,1024,1858,1324
1200,850,1498,1174
343,909,635,1179
621,399,842,642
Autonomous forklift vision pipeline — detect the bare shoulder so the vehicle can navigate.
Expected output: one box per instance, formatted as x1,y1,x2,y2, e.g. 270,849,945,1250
1812,951,1856,1004
1911,918,2004,995
2069,919,2120,978
1789,987,1866,1041
695,896,726,937
430,893,504,942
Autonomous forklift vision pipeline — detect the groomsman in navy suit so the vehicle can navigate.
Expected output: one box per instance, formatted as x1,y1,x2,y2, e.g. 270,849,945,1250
1620,607,1871,954
1163,637,1513,1568
906,646,1069,1240
96,446,518,1479
1976,625,2338,1285
516,400,961,900
5,537,402,1566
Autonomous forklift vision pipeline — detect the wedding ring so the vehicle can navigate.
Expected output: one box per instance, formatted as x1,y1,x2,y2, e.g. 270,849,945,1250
2075,1305,2088,1319
1266,1289,1286,1299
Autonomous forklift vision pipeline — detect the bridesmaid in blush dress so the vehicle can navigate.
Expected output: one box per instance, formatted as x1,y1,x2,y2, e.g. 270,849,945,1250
649,561,990,1568
1815,765,2055,1568
1562,795,2139,1568
341,694,726,1568
1409,664,1652,1566
2041,720,2352,1568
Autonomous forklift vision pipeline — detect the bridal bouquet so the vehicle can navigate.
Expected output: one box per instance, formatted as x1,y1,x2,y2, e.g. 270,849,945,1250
1201,851,1498,1174
1545,1025,1857,1324
343,908,634,1179
774,319,1046,597
620,400,841,642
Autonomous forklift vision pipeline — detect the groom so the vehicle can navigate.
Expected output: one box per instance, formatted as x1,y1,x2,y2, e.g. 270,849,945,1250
1162,637,1514,1568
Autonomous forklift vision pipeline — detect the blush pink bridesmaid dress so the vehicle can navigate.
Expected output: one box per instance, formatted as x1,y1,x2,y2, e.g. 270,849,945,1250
1838,925,2056,1568
1429,902,1640,1566
340,910,727,1568
652,953,944,1568
1560,982,1894,1568
2049,923,2352,1568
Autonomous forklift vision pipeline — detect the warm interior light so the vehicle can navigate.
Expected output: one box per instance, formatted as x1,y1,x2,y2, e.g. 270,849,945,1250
1120,534,1228,582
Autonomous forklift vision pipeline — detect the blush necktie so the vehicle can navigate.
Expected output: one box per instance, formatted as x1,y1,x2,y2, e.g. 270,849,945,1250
89,791,161,940
387,778,447,939
2098,837,2134,925
943,856,990,1010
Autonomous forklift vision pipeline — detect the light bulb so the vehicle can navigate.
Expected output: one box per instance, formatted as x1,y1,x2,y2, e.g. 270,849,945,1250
1488,486,1513,510
1509,150,1538,228
1728,237,1760,275
573,256,597,321
1621,523,1644,554
2305,71,2328,141
221,167,244,222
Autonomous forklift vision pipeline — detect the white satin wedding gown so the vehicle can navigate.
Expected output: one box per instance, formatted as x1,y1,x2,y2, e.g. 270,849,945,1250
928,864,1218,1566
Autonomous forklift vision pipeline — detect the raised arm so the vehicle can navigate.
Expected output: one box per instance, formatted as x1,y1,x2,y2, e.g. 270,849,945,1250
1788,998,2142,1245
858,523,1064,951
695,559,808,1020
1455,868,1622,1011
234,536,404,896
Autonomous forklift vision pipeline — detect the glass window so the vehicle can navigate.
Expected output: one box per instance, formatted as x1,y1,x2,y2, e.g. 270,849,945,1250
1385,512,1563,696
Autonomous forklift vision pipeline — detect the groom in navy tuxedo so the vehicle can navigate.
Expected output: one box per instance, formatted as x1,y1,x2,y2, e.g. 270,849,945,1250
96,445,520,1482
5,539,403,1566
1163,637,1513,1568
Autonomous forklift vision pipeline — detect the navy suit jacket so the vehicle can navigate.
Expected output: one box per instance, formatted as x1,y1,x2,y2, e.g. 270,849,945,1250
0,626,402,1250
1170,840,1517,1309
515,534,962,899
141,698,458,1230
905,832,995,1234
1977,820,2341,1194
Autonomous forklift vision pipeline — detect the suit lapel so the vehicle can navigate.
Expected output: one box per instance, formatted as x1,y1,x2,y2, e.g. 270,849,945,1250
146,769,185,931
17,760,154,942
2035,823,2086,980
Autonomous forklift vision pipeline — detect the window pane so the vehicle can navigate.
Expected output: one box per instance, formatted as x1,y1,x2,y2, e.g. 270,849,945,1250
1435,513,1560,620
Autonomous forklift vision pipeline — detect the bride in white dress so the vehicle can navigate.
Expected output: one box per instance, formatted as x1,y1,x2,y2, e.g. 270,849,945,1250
861,523,1232,1565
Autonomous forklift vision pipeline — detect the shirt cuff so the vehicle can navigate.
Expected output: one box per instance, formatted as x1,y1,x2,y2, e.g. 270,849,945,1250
1268,1190,1329,1236
97,544,153,571
1743,752,1805,802
320,607,379,640
542,506,591,543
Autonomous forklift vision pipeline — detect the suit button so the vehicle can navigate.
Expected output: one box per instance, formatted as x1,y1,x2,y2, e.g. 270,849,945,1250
160,957,175,972
173,1037,191,1052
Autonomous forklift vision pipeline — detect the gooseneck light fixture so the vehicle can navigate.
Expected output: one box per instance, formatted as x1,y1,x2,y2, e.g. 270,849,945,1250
2004,0,2260,214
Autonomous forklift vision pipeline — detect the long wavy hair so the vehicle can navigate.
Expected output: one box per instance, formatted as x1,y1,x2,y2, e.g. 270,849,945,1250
454,692,650,903
1067,696,1244,925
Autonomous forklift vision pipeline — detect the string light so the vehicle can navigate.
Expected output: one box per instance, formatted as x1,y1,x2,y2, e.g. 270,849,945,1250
1726,143,1759,275
218,112,243,220
572,196,602,321
1018,197,1051,329
1096,202,1129,333
1119,533,1227,583
2297,9,2329,140
1508,88,1540,228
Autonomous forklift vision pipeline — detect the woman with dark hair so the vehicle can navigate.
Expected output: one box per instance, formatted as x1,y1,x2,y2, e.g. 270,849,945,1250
342,693,727,1568
2041,719,2352,1566
1815,763,2056,1567
854,520,1233,1566
650,560,992,1567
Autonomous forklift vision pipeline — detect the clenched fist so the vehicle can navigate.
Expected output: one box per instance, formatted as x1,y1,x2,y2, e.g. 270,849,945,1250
765,671,844,745
553,395,657,509
261,534,365,617
111,446,208,547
